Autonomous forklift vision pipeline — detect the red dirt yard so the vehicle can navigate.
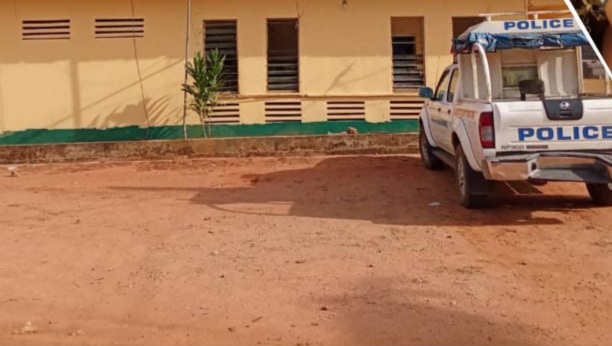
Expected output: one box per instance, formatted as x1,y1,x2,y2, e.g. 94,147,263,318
0,155,611,346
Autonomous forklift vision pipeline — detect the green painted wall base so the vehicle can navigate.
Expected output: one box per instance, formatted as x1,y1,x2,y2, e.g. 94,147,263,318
0,120,418,146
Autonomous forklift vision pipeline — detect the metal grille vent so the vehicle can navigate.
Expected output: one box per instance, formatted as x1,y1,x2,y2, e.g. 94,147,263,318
392,36,425,89
389,99,423,120
95,18,144,39
265,101,301,123
209,102,240,124
267,19,299,92
205,21,238,92
22,19,71,40
327,101,366,121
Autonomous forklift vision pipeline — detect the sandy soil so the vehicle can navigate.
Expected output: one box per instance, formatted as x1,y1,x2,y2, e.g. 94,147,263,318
0,155,611,346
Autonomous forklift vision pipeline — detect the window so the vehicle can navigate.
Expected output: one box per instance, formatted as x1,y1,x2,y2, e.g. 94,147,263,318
582,45,606,79
452,17,484,39
498,49,538,98
458,53,490,100
391,17,425,90
267,19,299,92
502,66,538,88
447,70,459,102
452,17,484,63
434,70,451,101
205,20,238,93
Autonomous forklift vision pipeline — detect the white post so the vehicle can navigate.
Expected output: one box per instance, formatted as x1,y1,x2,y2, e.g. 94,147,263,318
576,46,585,95
472,43,492,102
470,50,479,100
182,0,193,139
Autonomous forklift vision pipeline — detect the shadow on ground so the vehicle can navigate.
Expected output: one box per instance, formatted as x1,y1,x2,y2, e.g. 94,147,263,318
314,277,548,346
110,156,595,227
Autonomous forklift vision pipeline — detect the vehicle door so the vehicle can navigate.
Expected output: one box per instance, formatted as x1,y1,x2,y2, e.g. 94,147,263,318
427,69,453,146
437,67,459,151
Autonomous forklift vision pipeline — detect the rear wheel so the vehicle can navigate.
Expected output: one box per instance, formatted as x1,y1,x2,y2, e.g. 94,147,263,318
586,183,612,206
455,145,488,209
419,126,444,170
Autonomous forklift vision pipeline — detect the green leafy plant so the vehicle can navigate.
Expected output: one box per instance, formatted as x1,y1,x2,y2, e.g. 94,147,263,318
182,49,225,137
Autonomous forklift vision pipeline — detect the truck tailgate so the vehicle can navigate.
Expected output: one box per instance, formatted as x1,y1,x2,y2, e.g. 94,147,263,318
493,100,612,152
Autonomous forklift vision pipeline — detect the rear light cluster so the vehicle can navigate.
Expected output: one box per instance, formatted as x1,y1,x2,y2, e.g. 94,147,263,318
479,111,495,149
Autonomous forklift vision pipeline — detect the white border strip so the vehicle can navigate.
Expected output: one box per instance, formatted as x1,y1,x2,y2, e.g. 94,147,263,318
563,0,612,79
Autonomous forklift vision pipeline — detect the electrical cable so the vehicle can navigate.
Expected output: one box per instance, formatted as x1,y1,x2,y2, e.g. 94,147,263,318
295,0,306,20
295,0,306,29
129,0,152,139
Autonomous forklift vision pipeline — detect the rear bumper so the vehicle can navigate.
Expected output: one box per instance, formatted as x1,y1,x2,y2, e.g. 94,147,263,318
482,152,612,183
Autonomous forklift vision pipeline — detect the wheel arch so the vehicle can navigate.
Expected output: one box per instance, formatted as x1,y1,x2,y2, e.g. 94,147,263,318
419,107,438,148
452,121,481,172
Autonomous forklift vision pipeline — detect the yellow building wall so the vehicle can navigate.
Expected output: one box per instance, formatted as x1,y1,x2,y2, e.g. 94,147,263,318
0,0,186,135
528,0,568,11
0,0,582,141
190,0,532,96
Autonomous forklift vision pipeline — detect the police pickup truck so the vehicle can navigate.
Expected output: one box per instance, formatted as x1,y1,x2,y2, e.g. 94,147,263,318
418,15,612,208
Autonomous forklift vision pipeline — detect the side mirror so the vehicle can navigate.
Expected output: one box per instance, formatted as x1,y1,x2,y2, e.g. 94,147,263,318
418,87,434,99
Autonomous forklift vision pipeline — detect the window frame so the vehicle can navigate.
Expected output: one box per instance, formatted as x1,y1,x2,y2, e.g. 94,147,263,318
204,19,239,94
447,69,459,103
451,16,485,39
266,18,300,93
501,65,539,89
433,69,452,102
581,45,606,79
391,17,426,91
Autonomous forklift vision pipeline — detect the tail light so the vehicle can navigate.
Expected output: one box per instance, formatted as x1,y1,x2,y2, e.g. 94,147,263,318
479,112,495,149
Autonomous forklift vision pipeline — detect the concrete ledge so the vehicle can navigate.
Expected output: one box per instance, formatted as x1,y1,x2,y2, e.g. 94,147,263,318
0,133,419,164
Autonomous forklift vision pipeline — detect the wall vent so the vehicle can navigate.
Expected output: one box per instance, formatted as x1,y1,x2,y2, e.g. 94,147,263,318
327,100,366,121
22,19,71,40
389,99,423,120
209,102,240,124
95,18,144,39
265,101,301,123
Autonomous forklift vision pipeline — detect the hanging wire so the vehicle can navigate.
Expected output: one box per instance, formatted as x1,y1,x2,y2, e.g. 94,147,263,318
295,0,306,29
129,0,152,138
295,0,306,20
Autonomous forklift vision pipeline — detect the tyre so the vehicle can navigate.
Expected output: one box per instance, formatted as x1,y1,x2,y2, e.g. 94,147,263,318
419,126,444,170
586,183,612,206
455,145,489,209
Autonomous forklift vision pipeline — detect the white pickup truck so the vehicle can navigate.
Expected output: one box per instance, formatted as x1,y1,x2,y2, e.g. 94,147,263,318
418,15,612,208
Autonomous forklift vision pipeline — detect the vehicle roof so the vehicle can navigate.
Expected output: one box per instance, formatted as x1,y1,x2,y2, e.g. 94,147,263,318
452,18,588,53
459,18,581,37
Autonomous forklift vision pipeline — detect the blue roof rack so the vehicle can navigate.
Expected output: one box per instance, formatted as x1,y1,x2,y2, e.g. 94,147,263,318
452,16,590,53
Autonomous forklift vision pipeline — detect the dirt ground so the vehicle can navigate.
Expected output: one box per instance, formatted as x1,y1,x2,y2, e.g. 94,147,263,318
0,155,611,346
